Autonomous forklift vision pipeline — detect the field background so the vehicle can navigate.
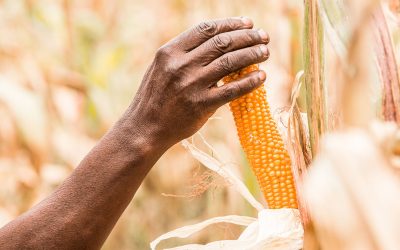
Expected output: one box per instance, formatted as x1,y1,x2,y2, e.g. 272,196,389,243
0,0,304,249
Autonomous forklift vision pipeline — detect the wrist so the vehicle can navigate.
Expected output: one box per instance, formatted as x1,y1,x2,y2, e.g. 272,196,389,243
108,114,171,165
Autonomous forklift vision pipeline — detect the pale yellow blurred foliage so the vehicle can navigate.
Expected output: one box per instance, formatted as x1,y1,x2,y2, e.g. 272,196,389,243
0,0,303,249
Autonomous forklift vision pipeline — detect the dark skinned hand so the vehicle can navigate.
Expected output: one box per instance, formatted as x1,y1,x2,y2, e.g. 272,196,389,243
0,17,270,250
125,17,270,147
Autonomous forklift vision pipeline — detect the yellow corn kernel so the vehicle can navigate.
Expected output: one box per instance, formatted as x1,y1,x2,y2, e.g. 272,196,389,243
223,64,298,209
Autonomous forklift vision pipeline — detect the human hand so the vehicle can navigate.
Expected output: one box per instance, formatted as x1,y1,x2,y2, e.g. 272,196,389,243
125,17,270,147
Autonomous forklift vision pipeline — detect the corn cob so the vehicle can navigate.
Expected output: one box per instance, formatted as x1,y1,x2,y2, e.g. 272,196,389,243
223,64,298,209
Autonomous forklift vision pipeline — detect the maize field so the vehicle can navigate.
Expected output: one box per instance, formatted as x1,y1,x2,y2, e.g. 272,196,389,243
1,0,400,249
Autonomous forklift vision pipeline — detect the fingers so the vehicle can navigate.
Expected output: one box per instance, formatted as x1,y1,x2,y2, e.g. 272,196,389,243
203,44,270,83
206,70,266,107
190,29,269,65
171,17,253,52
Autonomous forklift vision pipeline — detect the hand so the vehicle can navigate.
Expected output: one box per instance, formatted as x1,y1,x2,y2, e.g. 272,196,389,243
0,19,271,248
125,17,270,147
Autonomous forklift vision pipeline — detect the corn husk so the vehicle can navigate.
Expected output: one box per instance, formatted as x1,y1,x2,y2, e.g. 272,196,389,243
150,140,304,250
305,122,400,250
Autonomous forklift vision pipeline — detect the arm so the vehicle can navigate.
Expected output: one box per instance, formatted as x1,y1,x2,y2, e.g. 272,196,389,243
0,17,269,249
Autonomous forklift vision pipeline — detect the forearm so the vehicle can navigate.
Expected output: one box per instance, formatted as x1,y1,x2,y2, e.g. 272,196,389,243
0,16,268,249
0,115,168,249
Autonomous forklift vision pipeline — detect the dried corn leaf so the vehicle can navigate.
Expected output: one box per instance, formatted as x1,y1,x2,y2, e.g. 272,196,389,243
0,77,48,168
372,6,400,123
318,0,349,59
181,140,264,211
305,124,400,250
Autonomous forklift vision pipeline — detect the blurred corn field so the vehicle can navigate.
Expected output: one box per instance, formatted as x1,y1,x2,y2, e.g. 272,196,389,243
0,1,303,249
1,0,400,249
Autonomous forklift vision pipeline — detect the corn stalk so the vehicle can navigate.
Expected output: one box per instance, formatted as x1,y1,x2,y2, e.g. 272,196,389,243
303,0,326,157
302,1,326,249
319,0,400,125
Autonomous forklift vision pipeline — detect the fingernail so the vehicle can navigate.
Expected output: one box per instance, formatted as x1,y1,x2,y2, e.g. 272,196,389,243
258,29,269,43
240,16,253,27
258,71,266,81
260,45,269,56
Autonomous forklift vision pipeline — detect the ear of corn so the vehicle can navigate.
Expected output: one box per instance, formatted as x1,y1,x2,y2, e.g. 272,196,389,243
223,65,298,209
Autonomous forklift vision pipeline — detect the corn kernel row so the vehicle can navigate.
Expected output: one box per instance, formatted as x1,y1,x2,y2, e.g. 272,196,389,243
223,64,298,209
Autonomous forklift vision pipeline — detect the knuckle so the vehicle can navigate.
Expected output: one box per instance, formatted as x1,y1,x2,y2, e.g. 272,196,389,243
252,47,263,58
245,47,262,62
248,75,259,88
155,47,188,76
155,45,172,59
248,30,260,42
219,55,235,72
212,34,232,52
222,84,240,100
194,95,213,114
164,60,181,75
196,21,217,37
224,18,237,30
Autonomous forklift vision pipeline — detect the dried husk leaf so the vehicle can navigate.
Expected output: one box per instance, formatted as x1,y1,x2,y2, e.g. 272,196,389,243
305,124,400,250
372,6,400,124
